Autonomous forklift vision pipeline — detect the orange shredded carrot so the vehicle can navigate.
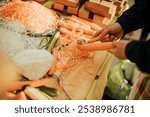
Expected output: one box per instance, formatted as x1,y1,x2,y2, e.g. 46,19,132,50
55,17,103,70
0,0,59,32
78,42,115,51
48,48,58,75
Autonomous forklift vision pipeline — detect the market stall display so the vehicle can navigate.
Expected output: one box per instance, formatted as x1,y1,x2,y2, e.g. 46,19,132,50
0,0,128,100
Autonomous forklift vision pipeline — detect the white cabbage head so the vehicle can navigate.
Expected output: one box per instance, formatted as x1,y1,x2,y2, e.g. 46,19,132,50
13,49,54,80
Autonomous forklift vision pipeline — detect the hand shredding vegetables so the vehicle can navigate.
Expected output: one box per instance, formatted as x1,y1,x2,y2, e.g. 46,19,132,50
48,15,111,72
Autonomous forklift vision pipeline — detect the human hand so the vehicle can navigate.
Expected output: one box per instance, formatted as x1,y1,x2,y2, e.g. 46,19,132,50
88,23,124,43
0,91,27,100
108,40,130,59
0,53,26,100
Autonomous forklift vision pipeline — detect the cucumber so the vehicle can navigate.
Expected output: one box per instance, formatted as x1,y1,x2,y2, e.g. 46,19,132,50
24,86,51,100
47,31,60,52
38,86,60,97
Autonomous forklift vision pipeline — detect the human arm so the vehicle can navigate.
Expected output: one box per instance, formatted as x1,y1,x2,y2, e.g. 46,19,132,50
89,0,150,42
117,0,150,34
125,39,150,74
109,39,150,74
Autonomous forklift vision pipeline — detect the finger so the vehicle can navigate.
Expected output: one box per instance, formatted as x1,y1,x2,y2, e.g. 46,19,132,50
114,37,119,41
88,37,100,43
88,34,109,43
101,37,111,42
112,41,118,47
99,28,109,38
15,92,27,100
92,29,104,38
109,35,115,41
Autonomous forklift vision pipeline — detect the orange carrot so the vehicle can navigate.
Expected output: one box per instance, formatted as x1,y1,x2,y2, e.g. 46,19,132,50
71,15,102,31
6,78,51,91
59,27,71,35
78,42,115,51
59,21,95,36
67,16,90,28
79,51,90,58
56,60,76,69
48,48,58,75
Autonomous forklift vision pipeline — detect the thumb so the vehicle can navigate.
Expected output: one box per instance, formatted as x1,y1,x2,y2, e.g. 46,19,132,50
98,28,109,38
88,37,99,43
112,41,118,48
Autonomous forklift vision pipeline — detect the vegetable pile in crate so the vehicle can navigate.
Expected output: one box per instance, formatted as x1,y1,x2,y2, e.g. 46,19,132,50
52,0,128,26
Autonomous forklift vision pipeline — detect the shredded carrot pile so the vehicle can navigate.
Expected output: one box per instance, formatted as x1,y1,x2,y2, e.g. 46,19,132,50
0,0,59,33
52,16,102,70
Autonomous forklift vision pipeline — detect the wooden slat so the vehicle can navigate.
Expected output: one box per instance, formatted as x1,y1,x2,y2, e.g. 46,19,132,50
113,0,127,15
53,2,64,11
89,0,101,4
93,14,106,27
84,1,117,19
87,54,113,100
78,5,106,26
78,5,90,20
52,0,80,8
67,6,78,15
53,2,79,15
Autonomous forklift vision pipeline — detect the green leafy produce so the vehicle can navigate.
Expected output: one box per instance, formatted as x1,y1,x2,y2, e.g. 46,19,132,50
105,61,131,100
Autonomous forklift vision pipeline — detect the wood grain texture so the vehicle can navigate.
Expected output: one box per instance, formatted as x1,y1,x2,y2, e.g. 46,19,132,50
52,0,80,8
59,51,108,100
53,2,64,11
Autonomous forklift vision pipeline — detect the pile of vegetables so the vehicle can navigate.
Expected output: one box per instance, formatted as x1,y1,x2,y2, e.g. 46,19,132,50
0,0,59,33
0,0,116,100
46,15,116,75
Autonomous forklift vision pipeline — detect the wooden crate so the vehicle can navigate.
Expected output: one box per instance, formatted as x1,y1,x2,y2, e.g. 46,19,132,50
78,5,107,27
53,2,79,15
113,0,128,15
84,0,116,19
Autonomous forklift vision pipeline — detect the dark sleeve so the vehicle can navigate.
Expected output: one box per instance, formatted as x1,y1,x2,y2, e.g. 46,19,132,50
117,0,150,34
125,40,150,74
